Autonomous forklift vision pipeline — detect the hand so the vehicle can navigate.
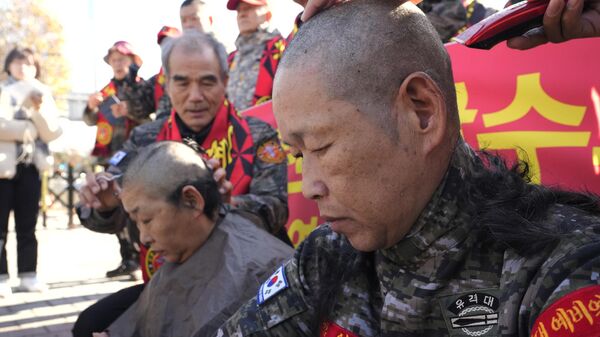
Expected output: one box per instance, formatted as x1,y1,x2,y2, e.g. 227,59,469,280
92,332,110,337
87,93,104,110
79,172,122,212
27,91,43,111
508,0,600,50
207,158,233,204
110,102,129,118
301,0,344,21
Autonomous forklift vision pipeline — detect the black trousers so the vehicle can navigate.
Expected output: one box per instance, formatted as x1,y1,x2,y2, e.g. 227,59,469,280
72,283,145,337
0,164,41,276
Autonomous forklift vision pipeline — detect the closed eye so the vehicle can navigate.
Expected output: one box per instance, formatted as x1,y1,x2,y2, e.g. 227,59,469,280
310,143,332,155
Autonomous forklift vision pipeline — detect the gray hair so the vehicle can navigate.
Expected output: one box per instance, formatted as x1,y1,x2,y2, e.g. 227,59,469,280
161,31,228,81
123,141,221,220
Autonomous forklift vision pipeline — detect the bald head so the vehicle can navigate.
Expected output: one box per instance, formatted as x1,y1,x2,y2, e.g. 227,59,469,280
122,141,221,219
278,0,459,133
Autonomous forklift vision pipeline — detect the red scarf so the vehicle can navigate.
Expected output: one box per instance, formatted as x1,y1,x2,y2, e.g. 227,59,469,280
141,100,255,282
91,81,136,158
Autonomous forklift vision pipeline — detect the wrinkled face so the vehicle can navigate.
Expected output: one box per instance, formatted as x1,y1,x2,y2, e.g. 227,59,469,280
166,45,226,132
108,51,132,80
180,3,210,32
9,54,36,81
273,67,428,252
236,3,269,35
121,184,208,264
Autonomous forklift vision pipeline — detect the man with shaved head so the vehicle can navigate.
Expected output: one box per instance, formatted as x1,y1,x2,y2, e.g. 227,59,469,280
215,0,600,336
93,141,293,337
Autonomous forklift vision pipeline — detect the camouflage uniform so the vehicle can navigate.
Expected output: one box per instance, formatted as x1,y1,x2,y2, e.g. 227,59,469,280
216,150,600,337
227,28,286,111
79,111,288,238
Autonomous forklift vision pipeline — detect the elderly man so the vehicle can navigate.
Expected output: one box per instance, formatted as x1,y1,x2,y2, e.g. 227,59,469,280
73,31,289,337
226,0,286,111
92,142,293,337
215,0,600,336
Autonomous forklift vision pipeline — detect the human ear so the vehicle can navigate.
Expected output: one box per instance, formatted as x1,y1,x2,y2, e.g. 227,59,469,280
181,185,205,215
395,72,447,154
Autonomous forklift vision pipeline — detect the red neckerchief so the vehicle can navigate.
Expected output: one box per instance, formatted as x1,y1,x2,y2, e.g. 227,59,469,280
92,80,140,158
156,99,255,195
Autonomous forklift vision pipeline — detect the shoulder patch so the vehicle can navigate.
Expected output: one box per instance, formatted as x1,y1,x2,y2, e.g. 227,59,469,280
256,139,286,164
108,150,127,166
531,285,600,337
257,265,288,305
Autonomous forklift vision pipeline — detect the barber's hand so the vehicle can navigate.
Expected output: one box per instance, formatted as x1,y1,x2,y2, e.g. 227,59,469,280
508,0,600,50
92,332,109,337
79,172,122,212
301,0,344,21
207,158,233,204
87,93,103,110
110,102,129,118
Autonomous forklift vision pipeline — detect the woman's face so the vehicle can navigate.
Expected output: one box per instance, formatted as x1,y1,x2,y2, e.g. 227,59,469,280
108,51,133,80
9,54,37,81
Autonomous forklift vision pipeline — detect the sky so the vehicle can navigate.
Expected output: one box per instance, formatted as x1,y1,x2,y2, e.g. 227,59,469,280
40,0,303,94
38,0,504,95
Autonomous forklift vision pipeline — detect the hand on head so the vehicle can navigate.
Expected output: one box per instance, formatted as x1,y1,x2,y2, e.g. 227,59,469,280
508,0,600,49
79,172,122,212
301,0,344,21
206,158,233,204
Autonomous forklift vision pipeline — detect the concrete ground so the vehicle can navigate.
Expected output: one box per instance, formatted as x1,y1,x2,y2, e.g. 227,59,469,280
0,208,141,337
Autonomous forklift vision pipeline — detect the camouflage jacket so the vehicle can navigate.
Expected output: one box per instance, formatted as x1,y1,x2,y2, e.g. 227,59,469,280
216,164,600,337
227,29,286,112
79,109,289,237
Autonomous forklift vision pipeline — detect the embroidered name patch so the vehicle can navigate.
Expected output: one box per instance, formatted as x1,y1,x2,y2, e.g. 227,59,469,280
257,140,286,164
439,290,500,337
108,150,127,166
530,285,600,337
257,265,288,305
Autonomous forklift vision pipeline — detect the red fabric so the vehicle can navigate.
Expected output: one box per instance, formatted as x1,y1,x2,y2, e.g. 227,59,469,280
228,35,287,109
320,321,359,337
91,81,136,158
530,285,600,337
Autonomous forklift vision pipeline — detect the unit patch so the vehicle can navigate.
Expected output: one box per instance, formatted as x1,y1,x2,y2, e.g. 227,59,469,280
257,140,286,164
439,290,500,337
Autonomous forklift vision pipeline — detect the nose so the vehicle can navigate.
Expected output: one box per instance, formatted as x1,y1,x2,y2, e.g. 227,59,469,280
301,156,328,200
188,81,205,102
137,224,154,247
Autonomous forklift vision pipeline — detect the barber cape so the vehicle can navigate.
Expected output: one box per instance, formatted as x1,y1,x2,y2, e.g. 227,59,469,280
107,209,294,337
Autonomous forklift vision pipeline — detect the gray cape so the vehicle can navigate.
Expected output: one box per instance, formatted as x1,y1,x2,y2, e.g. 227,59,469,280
107,210,294,337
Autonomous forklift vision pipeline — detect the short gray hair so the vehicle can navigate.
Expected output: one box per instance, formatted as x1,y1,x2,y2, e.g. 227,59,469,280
161,31,228,81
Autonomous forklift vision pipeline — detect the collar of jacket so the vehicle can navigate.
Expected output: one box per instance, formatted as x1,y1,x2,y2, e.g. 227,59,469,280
378,152,473,269
235,27,281,52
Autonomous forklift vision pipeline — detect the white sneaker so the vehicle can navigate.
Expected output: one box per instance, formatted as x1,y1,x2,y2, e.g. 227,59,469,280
0,276,12,298
17,273,48,292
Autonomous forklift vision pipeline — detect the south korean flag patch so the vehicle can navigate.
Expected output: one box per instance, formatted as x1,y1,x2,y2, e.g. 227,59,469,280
108,150,127,166
257,265,288,305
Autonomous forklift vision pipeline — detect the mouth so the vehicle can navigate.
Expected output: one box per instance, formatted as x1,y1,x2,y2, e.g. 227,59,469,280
186,108,209,116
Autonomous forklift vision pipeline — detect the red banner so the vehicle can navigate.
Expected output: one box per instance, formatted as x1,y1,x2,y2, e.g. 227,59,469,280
244,38,600,247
